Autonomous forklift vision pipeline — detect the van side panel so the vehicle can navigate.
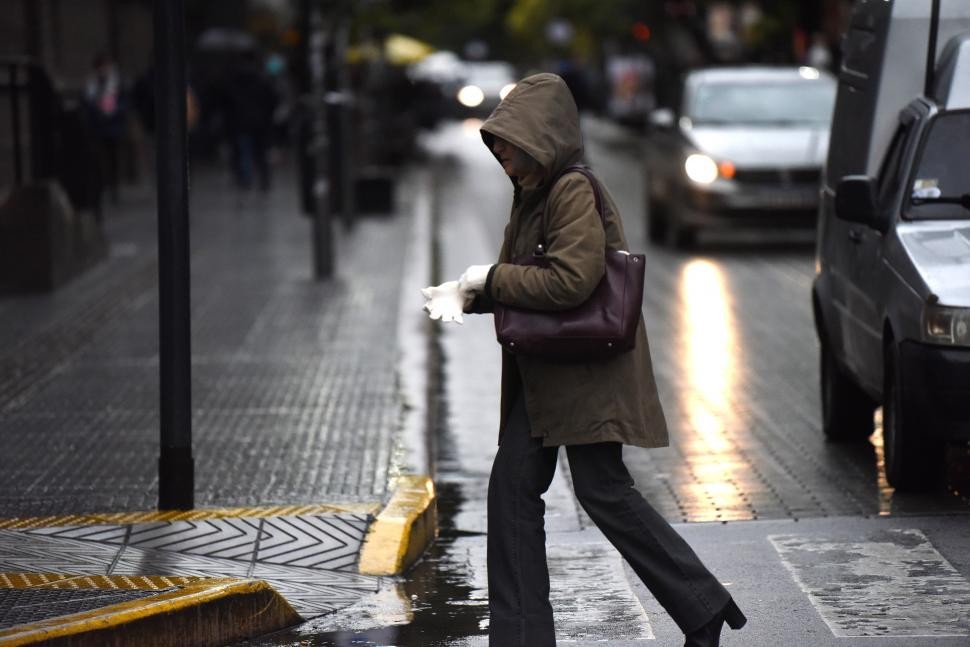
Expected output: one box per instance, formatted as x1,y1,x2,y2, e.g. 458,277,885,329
826,0,970,187
825,0,891,187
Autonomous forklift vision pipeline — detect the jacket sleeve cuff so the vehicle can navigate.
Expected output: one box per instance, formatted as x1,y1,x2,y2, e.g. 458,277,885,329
464,264,499,314
484,264,498,299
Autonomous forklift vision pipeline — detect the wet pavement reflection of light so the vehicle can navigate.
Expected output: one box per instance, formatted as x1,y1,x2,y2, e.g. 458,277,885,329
676,259,750,517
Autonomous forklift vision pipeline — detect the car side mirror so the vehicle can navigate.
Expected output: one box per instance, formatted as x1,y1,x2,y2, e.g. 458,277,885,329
835,176,883,230
648,108,675,130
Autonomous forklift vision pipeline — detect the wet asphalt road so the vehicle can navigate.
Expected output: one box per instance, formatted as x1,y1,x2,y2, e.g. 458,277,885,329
251,118,970,646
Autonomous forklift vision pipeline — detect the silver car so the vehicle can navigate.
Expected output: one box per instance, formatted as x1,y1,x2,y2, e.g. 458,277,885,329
645,66,836,247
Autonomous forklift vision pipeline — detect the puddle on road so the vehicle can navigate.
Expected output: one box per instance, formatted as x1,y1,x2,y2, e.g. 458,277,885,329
252,481,490,647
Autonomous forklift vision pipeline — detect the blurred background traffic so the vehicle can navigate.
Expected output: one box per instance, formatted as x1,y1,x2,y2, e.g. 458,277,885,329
0,0,848,247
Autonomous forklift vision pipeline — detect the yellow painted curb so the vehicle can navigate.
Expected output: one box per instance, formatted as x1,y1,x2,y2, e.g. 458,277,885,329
0,572,203,590
0,578,301,647
358,475,437,575
0,502,380,531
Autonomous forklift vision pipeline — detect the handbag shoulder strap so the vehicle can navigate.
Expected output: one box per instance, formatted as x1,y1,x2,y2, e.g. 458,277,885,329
535,164,605,253
555,164,604,221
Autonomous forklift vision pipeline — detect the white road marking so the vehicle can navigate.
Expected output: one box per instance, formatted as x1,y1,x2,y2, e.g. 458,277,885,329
770,529,970,637
548,542,655,642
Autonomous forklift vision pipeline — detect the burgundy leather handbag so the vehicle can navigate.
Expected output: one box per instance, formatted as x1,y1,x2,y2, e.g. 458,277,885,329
493,166,646,362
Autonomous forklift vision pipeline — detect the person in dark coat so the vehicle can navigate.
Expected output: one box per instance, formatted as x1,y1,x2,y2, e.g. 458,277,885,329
220,50,278,192
84,53,127,203
424,73,747,647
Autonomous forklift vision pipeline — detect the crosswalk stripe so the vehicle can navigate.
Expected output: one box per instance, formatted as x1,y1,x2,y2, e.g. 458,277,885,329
769,529,970,637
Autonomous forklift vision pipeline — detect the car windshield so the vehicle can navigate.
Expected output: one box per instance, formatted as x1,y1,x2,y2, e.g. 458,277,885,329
908,110,970,220
465,63,515,85
688,80,835,126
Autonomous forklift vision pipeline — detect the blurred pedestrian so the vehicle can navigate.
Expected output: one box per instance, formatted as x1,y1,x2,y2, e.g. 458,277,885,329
131,64,201,181
219,50,278,193
84,52,127,203
422,73,746,647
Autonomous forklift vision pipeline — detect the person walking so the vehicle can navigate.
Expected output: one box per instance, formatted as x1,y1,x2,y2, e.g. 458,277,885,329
219,50,278,194
84,53,127,204
422,73,746,647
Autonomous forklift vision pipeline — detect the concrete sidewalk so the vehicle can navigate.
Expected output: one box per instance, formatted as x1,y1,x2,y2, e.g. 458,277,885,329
0,162,436,645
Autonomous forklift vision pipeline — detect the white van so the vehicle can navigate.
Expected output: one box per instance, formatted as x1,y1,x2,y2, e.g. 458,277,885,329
814,0,970,490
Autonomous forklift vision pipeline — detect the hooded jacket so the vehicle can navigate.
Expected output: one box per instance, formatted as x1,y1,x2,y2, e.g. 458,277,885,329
477,73,669,449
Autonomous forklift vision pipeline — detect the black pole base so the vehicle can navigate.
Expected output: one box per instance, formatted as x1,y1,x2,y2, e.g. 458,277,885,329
158,449,194,510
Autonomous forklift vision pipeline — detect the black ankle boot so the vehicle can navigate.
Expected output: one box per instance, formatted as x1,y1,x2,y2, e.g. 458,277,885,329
684,598,746,647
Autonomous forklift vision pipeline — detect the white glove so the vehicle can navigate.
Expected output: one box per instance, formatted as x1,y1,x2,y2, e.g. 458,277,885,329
421,281,465,324
458,264,493,295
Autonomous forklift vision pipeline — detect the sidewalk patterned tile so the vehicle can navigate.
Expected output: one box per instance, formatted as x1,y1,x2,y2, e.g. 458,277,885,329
0,531,116,575
110,545,254,579
770,529,970,637
125,518,261,561
0,511,380,621
249,562,380,616
22,524,129,544
256,514,369,572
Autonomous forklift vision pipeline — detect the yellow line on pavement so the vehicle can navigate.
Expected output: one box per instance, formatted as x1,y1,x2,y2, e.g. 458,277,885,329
0,572,204,590
0,502,380,530
358,475,437,576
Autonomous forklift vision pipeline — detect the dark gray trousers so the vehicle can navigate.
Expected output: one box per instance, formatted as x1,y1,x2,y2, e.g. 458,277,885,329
487,396,730,646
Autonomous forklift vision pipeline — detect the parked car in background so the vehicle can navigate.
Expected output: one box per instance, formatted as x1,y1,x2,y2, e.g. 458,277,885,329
814,0,970,491
452,61,517,117
644,66,836,248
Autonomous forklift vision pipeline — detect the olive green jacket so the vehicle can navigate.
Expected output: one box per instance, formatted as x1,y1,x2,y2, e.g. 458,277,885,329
476,73,669,449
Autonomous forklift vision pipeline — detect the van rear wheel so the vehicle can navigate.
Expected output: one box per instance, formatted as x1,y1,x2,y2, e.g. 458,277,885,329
882,342,942,491
820,343,875,441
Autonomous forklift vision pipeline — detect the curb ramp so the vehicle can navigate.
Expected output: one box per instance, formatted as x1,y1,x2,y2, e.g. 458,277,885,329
0,577,300,646
0,475,437,645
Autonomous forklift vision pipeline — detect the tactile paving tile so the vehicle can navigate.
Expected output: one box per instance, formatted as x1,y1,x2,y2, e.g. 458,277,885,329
249,562,380,616
256,515,369,571
0,531,117,575
0,511,378,620
0,587,172,630
125,518,261,561
110,546,254,579
17,514,369,573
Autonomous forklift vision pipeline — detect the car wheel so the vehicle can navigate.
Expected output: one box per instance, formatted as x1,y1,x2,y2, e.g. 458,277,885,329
646,192,668,244
820,342,875,442
882,341,942,491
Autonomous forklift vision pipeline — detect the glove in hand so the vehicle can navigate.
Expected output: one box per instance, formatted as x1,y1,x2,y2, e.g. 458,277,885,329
458,264,493,295
421,281,465,324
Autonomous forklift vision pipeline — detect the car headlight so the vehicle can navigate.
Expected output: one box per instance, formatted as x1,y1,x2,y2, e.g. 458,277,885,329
923,305,970,346
499,83,516,100
684,154,719,184
457,85,485,108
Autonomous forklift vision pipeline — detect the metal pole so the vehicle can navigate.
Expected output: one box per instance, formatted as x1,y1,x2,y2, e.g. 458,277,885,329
154,0,194,510
335,21,355,229
10,64,23,186
925,0,942,98
309,1,334,279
